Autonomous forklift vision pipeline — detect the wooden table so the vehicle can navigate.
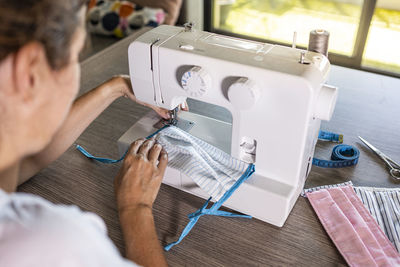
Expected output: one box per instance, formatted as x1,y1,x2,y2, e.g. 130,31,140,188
18,29,400,266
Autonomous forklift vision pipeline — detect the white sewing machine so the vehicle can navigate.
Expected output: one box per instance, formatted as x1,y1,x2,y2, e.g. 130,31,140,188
118,25,338,227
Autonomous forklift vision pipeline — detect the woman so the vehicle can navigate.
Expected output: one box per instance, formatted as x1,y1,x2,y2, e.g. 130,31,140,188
0,1,173,266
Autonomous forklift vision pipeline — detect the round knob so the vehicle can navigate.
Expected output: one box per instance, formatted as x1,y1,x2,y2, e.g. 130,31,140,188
181,66,211,98
228,77,260,110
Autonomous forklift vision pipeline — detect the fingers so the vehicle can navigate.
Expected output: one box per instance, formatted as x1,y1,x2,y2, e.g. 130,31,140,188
128,138,145,155
157,149,168,173
137,138,155,158
149,105,170,119
127,138,168,170
180,101,189,111
148,143,163,164
157,108,171,119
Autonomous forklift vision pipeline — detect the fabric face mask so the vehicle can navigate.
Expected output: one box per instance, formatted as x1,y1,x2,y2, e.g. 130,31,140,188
155,125,253,201
306,185,400,267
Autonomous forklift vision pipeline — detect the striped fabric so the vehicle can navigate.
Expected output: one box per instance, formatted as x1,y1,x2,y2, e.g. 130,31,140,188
306,186,400,266
303,182,400,253
156,126,251,201
354,186,400,253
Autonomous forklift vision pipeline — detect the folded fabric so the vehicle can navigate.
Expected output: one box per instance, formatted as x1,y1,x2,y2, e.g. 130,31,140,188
155,125,252,201
307,186,400,266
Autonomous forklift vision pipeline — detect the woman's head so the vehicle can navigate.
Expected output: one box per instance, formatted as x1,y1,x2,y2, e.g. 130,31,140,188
0,0,87,162
0,0,87,69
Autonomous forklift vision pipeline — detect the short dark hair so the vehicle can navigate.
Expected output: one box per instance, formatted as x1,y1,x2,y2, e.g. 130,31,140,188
0,0,87,70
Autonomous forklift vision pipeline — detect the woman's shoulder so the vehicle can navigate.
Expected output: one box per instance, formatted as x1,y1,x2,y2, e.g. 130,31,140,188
0,189,106,231
0,190,138,267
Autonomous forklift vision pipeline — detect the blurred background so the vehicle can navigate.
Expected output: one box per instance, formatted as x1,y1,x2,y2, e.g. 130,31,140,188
84,0,400,78
203,0,400,77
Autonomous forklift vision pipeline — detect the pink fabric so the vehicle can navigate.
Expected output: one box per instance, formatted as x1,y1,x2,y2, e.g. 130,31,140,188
307,185,400,267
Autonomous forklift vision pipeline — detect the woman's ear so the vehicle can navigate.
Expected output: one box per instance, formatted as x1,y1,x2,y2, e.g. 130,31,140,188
12,42,49,103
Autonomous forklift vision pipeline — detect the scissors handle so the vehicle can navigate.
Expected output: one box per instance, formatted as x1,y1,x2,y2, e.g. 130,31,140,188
390,168,400,180
358,136,400,181
387,156,400,170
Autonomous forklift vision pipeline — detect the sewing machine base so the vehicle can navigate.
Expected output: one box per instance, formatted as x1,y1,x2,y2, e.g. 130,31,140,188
118,111,301,227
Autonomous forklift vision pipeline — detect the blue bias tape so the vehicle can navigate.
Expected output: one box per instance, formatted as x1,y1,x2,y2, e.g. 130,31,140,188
76,124,171,163
313,131,359,168
76,145,126,163
164,164,255,251
147,124,170,139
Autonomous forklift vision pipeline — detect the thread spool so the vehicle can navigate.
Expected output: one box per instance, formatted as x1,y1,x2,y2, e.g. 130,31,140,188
308,29,330,57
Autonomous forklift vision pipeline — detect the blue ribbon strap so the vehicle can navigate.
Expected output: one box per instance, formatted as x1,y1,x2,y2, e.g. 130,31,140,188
164,164,255,251
76,145,127,163
76,125,171,163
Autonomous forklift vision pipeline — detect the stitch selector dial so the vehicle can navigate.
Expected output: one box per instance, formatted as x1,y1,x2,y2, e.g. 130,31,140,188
228,77,260,110
180,66,211,97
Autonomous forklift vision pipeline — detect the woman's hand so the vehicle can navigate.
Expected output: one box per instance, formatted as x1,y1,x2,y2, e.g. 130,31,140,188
106,75,188,119
114,138,168,213
115,138,169,267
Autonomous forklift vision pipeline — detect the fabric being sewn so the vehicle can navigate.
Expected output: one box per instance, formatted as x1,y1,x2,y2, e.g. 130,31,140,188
155,126,251,201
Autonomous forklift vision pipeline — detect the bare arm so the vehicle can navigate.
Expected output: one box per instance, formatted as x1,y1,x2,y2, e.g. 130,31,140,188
130,0,182,25
114,138,168,267
119,207,167,266
18,76,170,185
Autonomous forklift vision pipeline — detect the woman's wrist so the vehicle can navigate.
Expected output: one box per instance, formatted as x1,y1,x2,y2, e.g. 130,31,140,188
119,204,154,225
100,78,124,100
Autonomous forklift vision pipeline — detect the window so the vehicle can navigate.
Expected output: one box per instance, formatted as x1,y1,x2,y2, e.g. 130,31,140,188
362,0,400,74
205,0,400,77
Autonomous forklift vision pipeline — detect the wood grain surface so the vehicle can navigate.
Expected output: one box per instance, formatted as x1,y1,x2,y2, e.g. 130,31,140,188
18,28,400,266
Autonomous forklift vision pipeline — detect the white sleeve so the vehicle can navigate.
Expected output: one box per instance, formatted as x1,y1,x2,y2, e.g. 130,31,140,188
0,190,140,267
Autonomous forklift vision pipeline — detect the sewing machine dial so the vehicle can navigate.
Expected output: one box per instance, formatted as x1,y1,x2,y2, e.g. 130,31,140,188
228,77,260,110
180,66,211,97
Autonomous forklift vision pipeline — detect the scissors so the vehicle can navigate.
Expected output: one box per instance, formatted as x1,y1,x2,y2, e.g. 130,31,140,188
358,136,400,180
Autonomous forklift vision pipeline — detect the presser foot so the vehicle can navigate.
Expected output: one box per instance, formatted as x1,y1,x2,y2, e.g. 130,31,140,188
153,118,195,132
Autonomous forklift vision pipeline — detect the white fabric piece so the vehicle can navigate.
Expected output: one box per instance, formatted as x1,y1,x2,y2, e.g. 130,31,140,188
156,126,250,201
0,189,138,267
